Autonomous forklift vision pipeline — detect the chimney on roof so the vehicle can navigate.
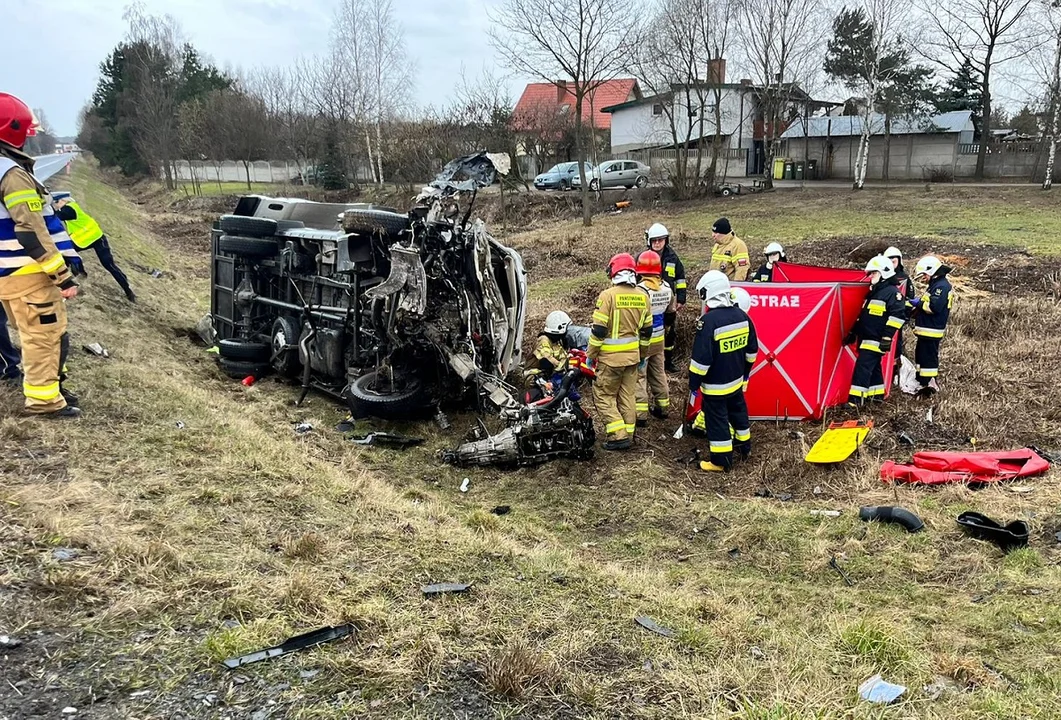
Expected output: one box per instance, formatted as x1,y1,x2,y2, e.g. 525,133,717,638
707,58,727,85
740,78,753,87
556,80,567,103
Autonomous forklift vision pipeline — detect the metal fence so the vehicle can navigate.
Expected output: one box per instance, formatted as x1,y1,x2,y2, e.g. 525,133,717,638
957,141,1040,155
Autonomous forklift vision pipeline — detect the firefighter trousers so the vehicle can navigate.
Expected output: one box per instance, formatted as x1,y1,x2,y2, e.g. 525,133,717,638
663,311,677,368
1,285,68,414
593,362,639,441
702,390,750,469
0,305,20,380
636,353,669,420
849,347,885,405
915,336,941,386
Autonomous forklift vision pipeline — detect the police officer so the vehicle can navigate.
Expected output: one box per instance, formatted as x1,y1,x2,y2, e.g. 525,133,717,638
708,217,750,281
689,271,758,472
645,223,686,373
588,253,653,451
634,250,673,424
911,255,953,397
53,192,135,301
846,255,907,407
751,242,785,282
0,93,81,417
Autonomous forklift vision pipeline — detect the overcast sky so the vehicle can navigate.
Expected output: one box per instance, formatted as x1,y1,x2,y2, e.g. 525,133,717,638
0,0,528,136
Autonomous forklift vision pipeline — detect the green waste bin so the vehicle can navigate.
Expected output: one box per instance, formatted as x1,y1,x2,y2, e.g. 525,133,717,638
807,159,818,180
783,161,794,180
794,161,805,180
773,157,787,180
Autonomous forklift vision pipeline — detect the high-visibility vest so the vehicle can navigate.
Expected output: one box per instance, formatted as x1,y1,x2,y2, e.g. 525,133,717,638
0,157,81,278
62,200,104,249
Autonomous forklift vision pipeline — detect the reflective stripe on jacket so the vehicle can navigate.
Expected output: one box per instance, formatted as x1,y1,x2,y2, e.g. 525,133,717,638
688,306,759,396
588,283,652,367
637,277,673,357
914,273,953,338
0,157,80,279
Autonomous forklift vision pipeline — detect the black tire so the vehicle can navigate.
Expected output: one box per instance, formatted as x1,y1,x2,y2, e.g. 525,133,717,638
589,179,600,191
270,316,302,378
721,188,733,197
635,175,648,188
219,215,278,238
342,208,410,236
219,234,279,258
346,370,429,420
559,180,570,191
219,338,270,361
219,358,271,379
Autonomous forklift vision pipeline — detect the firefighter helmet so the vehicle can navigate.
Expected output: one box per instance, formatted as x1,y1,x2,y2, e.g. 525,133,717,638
646,222,669,242
763,241,785,258
0,93,38,149
914,255,942,279
884,246,902,260
696,269,731,301
544,310,571,335
607,252,637,277
731,287,752,313
865,255,895,280
636,250,662,276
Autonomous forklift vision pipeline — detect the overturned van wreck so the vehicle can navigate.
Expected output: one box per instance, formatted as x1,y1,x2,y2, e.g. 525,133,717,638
209,153,527,418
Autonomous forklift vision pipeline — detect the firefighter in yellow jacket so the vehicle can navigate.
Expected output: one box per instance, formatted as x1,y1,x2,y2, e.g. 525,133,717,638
634,250,673,424
0,93,81,417
708,217,750,281
588,253,653,451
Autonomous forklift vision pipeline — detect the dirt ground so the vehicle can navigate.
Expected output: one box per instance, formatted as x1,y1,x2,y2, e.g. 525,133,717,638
3,168,1061,719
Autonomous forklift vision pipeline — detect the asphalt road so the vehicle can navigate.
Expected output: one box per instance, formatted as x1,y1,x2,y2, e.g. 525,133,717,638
32,153,75,184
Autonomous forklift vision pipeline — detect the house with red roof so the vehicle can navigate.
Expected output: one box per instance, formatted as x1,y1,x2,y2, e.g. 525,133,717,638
511,78,641,135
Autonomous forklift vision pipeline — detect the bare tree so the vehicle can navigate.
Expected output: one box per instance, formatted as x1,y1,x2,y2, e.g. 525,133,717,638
1034,0,1061,188
630,0,733,198
920,0,1035,180
121,2,186,189
735,0,825,189
490,0,640,226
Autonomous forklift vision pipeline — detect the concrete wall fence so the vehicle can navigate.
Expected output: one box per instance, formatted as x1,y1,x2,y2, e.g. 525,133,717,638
781,136,1054,181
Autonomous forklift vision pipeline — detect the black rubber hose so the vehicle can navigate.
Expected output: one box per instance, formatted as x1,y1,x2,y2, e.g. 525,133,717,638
540,368,580,410
859,505,925,533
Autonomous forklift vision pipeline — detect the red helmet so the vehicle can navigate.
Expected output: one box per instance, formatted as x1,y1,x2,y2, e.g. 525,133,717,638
636,250,662,276
607,252,636,277
0,94,38,149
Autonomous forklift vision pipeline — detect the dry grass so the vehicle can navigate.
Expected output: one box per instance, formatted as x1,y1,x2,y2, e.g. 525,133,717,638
1,162,1060,718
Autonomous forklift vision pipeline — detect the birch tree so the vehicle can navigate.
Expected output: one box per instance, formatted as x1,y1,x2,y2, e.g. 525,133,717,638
1038,0,1061,188
490,0,640,227
824,1,914,189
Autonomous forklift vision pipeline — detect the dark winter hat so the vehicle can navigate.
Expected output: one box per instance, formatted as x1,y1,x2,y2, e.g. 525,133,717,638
712,217,732,235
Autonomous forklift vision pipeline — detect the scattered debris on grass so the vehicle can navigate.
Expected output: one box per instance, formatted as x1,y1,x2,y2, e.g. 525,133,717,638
829,555,855,587
0,634,22,648
460,478,470,493
221,624,354,669
174,421,185,430
490,505,511,515
634,616,675,638
294,422,313,434
421,582,472,596
149,268,164,278
957,512,1030,552
859,506,925,533
350,432,424,449
82,342,109,358
335,418,356,433
859,674,906,704
51,548,80,562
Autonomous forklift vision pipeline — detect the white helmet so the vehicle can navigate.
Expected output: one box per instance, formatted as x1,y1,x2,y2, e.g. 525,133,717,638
544,310,571,335
865,255,895,280
763,242,785,257
884,246,902,260
731,287,752,313
646,222,669,241
697,270,731,302
914,255,942,279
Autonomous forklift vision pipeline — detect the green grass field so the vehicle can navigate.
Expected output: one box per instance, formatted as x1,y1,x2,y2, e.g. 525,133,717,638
1,161,1060,718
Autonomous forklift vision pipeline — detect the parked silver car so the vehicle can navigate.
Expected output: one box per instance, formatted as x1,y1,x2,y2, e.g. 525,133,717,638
571,160,651,190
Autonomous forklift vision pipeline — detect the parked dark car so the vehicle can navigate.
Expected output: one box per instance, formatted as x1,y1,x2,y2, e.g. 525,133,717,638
533,162,594,191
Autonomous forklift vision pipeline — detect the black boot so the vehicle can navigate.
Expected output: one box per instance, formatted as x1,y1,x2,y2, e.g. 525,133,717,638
35,406,82,419
602,438,632,451
60,387,80,407
125,287,137,302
